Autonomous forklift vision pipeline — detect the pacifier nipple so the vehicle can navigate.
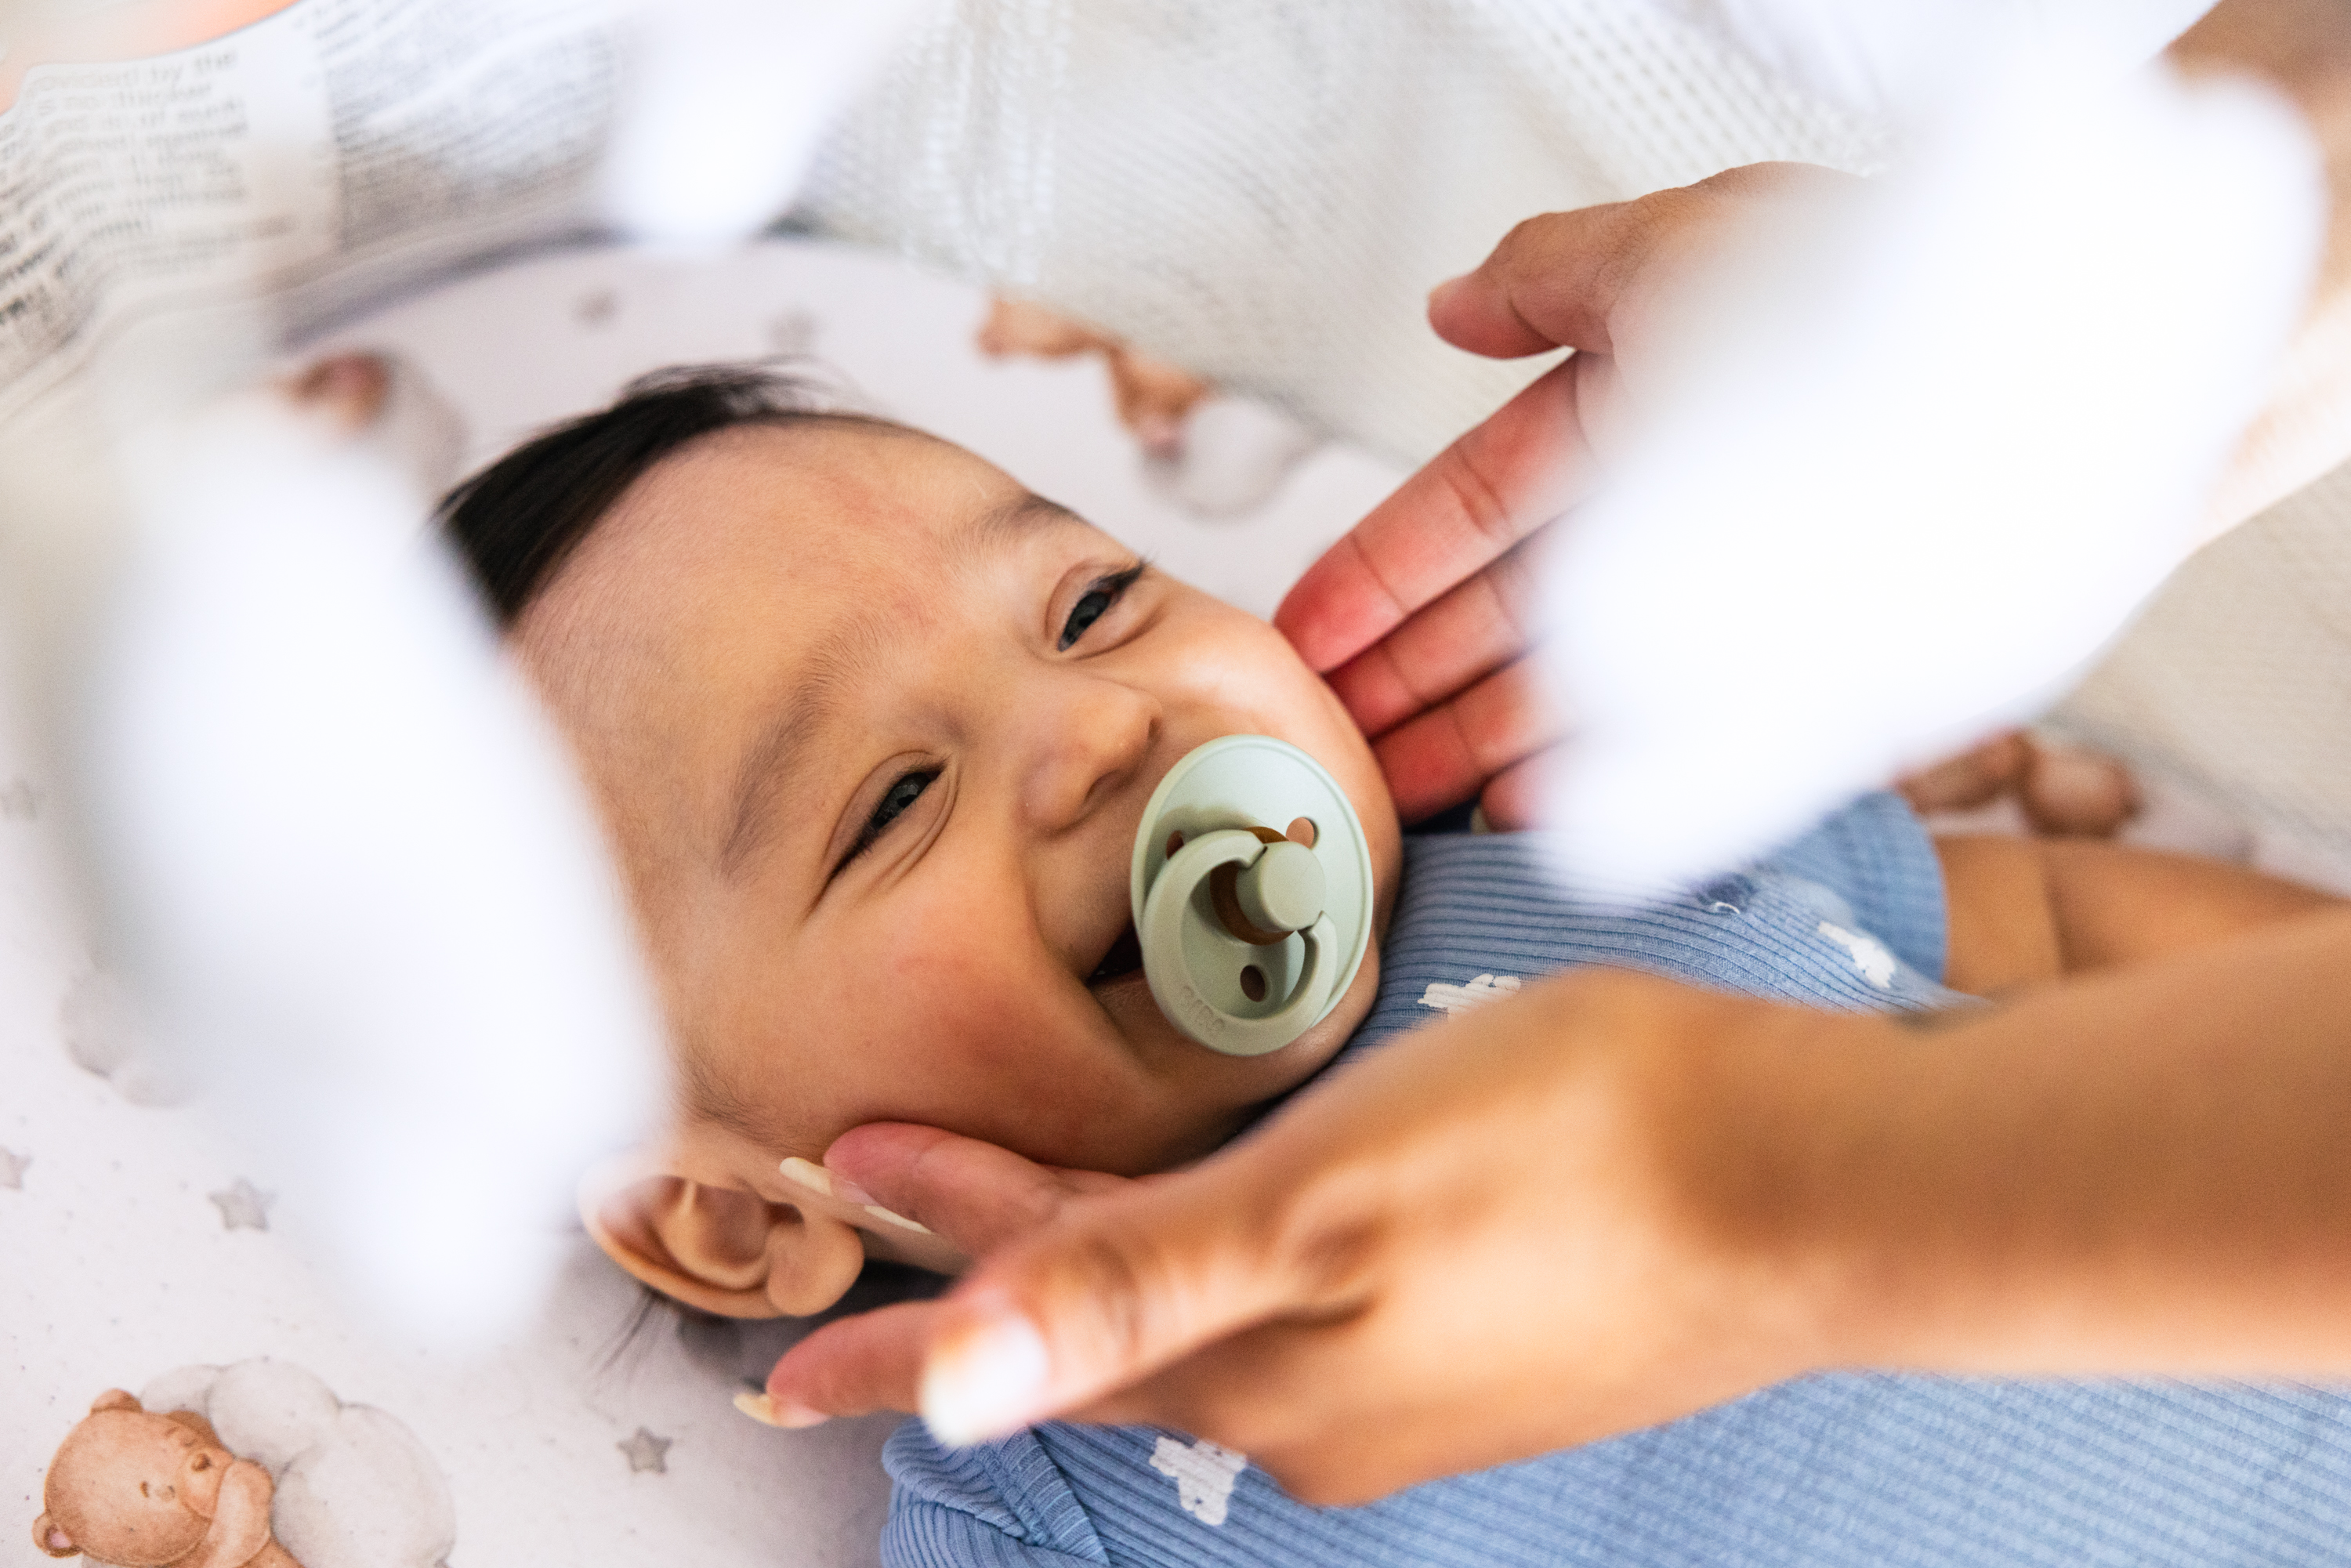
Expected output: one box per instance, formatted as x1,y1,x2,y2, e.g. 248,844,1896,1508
1129,736,1375,1057
1228,839,1324,938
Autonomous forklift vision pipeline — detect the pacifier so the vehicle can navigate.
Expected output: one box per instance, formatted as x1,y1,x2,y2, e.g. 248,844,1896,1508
1129,735,1375,1056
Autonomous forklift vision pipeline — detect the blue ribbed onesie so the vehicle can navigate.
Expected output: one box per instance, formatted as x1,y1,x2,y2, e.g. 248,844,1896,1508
882,795,2351,1567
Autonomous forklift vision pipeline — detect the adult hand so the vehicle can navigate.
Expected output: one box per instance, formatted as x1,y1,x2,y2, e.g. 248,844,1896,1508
1275,163,1854,828
769,907,2351,1504
753,1123,1141,1426
766,968,1849,1503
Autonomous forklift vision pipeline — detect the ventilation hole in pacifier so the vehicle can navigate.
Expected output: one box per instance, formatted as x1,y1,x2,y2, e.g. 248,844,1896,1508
1165,831,1186,858
1285,817,1317,848
1240,965,1268,1002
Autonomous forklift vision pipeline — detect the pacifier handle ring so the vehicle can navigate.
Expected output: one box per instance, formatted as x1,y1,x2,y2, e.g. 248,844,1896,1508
1141,830,1336,1057
1225,914,1333,1051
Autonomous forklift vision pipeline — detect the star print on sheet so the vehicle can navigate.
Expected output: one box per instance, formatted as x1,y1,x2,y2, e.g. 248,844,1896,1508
1150,1436,1247,1526
1816,921,1898,988
618,1428,672,1474
208,1179,276,1231
1418,972,1521,1016
0,1148,26,1189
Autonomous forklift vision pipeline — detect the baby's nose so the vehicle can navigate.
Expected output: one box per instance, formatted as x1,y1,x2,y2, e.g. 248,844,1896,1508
1020,677,1157,831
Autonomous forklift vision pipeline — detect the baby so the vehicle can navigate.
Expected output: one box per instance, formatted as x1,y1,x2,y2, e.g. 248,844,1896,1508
442,366,2350,1566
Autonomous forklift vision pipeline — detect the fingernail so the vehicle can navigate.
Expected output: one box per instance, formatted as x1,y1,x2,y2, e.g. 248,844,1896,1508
734,1390,828,1429
921,1313,1051,1447
779,1156,876,1208
864,1203,931,1234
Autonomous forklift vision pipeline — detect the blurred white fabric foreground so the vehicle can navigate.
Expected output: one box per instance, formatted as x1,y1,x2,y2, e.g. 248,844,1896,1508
1534,27,2320,891
89,387,662,1343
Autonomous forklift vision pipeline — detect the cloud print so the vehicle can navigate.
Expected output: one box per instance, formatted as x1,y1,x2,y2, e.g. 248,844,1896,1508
139,1360,455,1568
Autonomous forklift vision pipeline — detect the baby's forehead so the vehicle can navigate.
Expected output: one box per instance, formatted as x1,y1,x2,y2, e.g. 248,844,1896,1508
527,422,1094,664
610,422,985,569
511,421,1097,896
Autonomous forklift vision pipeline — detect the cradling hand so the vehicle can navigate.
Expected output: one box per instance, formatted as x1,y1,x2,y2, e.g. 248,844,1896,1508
765,969,1866,1505
1276,162,1855,827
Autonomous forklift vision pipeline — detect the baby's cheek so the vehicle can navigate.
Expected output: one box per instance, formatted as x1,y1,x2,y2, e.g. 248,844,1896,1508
873,903,1055,1056
852,896,1129,1149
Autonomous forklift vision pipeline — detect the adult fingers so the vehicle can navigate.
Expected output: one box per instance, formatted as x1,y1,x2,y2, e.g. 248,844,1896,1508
1323,531,1546,740
762,1300,945,1422
911,1143,1374,1447
821,1122,1121,1258
759,1132,1141,1424
1425,163,1849,362
1477,744,1558,833
1425,197,1656,358
1274,359,1597,674
1371,657,1565,825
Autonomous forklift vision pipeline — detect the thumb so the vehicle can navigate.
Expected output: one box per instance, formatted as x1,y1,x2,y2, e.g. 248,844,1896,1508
820,1122,1116,1257
915,1146,1363,1446
1429,165,1844,362
1427,199,1650,360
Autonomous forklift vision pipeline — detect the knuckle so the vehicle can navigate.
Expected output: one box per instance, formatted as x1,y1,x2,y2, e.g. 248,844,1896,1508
1012,1175,1069,1230
1498,209,1576,263
1374,639,1450,722
1047,1226,1168,1367
1262,1161,1393,1309
1485,538,1541,621
1432,441,1517,549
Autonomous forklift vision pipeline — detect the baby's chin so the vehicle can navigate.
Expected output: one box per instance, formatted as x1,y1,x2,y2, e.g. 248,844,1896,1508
1086,936,1381,1173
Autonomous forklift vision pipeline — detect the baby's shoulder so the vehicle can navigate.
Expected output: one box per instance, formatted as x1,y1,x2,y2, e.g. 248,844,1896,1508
1360,793,1959,1054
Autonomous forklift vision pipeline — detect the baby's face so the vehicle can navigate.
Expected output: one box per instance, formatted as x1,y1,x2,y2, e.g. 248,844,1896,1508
519,424,1398,1178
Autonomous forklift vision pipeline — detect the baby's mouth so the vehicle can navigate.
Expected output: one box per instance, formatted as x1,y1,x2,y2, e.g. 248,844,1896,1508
1086,918,1144,987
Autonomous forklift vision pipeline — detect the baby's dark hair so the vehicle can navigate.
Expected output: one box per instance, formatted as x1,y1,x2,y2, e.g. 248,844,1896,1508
438,364,905,625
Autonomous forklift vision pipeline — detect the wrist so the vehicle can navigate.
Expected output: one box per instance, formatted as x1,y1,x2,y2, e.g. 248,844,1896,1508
1618,978,1920,1381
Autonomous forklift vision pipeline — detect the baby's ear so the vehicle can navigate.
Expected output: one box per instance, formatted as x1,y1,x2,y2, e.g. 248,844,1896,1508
580,1154,865,1317
33,1512,79,1559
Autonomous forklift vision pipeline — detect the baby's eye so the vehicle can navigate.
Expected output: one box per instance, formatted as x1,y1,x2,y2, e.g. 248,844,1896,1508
1058,564,1144,650
871,770,933,834
840,767,939,871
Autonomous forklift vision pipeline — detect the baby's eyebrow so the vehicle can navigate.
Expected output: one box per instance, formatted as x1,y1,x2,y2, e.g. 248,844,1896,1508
971,490,1087,551
718,607,893,878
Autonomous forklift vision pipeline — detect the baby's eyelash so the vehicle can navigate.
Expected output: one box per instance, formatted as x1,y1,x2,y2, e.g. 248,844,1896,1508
1060,563,1148,650
839,767,939,872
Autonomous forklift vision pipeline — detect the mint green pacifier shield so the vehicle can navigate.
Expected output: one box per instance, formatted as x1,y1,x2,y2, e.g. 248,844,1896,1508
1129,735,1375,1056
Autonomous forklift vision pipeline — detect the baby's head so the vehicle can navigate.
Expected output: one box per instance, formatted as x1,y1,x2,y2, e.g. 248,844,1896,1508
444,368,1399,1316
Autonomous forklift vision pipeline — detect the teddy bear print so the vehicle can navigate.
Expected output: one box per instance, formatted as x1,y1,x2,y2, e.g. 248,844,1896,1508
32,1389,300,1568
33,1361,453,1568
